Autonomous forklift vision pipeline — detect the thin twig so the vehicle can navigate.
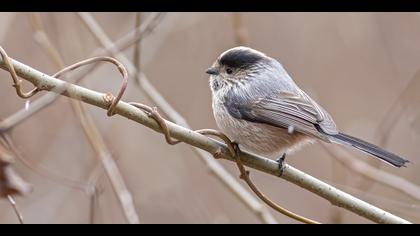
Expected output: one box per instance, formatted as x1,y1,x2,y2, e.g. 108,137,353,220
0,55,411,224
77,12,279,224
322,144,420,202
196,129,320,224
50,56,128,116
89,186,100,224
72,99,140,224
329,156,347,223
1,133,89,191
231,13,249,46
27,15,140,223
86,166,106,224
29,13,65,69
374,54,420,148
326,67,420,218
349,50,420,193
234,150,320,224
0,47,39,98
0,137,32,197
92,13,167,57
7,195,24,224
133,12,142,87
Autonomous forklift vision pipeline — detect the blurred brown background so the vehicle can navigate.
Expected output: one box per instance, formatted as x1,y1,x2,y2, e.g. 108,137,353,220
0,12,419,224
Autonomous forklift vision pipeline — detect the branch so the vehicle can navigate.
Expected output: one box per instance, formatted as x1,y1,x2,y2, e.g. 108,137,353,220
77,12,278,224
0,55,412,224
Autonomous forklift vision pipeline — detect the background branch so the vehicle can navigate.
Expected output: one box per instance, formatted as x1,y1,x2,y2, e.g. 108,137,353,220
133,12,142,87
28,13,140,224
339,65,420,197
7,195,24,224
322,144,420,202
232,13,249,46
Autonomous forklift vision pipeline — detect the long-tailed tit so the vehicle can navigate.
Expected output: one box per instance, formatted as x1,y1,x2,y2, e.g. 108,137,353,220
207,46,409,168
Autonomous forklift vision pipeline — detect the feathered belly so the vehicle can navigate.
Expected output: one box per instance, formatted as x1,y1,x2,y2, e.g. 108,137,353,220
213,101,312,158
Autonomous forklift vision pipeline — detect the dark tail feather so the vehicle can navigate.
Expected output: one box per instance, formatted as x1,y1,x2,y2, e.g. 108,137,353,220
329,132,409,167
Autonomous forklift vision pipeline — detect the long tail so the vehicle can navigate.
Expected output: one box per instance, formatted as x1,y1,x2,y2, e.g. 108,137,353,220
329,132,409,167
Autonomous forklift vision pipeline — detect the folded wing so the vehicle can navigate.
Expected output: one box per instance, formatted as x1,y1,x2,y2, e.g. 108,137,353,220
225,89,338,140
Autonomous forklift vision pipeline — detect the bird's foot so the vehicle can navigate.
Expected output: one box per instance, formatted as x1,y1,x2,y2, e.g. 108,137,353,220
213,149,223,159
276,153,286,177
231,142,240,157
214,141,240,159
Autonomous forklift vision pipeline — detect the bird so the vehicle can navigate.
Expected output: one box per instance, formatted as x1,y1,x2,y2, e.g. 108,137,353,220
206,46,409,169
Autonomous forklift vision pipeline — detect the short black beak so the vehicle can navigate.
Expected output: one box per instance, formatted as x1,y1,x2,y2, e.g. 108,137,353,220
206,67,218,75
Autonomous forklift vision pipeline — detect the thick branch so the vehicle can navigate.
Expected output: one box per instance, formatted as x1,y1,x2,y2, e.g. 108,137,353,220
0,57,412,224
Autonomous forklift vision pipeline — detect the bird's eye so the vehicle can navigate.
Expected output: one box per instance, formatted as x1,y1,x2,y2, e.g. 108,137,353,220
226,68,233,74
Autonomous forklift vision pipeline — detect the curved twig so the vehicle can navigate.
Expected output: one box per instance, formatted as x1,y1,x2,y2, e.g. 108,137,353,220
129,103,181,145
128,103,320,224
195,129,320,224
0,47,39,98
51,57,128,117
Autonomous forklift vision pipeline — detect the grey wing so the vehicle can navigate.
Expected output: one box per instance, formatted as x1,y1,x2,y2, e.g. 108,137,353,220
225,89,338,140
